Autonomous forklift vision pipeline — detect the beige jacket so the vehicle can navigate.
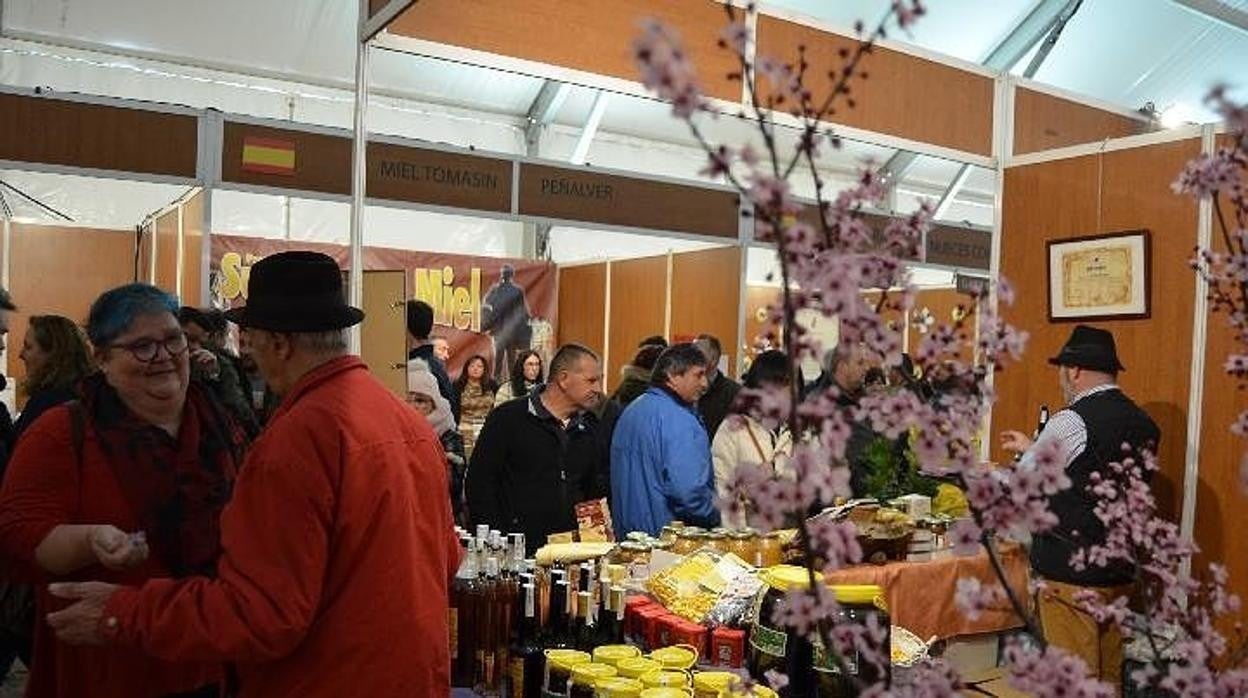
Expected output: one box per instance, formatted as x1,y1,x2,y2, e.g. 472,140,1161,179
711,414,795,528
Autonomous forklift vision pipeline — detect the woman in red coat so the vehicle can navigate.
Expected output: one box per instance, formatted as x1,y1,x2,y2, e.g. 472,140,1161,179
0,283,243,698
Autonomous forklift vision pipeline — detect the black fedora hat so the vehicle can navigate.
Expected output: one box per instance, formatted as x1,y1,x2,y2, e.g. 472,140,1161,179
224,251,364,332
1048,324,1124,373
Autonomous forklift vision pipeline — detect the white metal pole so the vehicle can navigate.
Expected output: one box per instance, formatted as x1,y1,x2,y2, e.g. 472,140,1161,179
348,39,370,355
1179,123,1216,576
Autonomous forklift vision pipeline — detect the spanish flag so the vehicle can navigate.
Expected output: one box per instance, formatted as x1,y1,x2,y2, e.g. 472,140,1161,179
241,137,296,176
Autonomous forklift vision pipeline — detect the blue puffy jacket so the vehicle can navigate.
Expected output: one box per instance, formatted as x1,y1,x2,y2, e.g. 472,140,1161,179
610,386,721,536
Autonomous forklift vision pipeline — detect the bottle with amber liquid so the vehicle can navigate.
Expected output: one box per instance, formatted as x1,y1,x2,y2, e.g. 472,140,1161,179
451,538,481,688
476,556,502,695
509,583,544,698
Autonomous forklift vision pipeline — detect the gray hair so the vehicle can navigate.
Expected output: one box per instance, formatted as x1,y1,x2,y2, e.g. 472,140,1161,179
651,343,708,385
290,329,349,354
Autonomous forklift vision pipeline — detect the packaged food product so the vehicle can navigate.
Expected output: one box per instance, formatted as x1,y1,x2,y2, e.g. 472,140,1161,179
597,677,646,697
650,644,699,671
709,627,746,668
639,670,692,688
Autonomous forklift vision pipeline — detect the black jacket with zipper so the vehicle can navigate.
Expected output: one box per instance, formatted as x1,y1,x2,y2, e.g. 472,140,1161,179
465,387,607,555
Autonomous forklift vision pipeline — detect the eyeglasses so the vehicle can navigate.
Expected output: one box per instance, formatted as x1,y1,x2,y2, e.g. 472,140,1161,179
111,332,189,362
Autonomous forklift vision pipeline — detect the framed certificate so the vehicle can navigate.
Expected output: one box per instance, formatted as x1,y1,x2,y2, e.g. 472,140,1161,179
1047,230,1151,322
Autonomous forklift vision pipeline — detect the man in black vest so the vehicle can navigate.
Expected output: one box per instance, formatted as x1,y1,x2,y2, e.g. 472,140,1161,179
1001,325,1159,691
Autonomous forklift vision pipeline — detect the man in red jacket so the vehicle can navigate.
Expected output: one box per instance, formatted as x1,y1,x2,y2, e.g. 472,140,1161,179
46,251,462,696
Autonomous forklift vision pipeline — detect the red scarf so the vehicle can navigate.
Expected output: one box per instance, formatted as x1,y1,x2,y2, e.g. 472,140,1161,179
79,374,243,577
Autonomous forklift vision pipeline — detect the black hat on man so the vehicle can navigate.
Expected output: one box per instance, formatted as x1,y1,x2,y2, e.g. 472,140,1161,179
1048,324,1124,373
224,251,364,332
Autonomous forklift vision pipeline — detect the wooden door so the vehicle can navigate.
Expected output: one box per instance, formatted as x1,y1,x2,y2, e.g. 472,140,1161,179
361,270,408,396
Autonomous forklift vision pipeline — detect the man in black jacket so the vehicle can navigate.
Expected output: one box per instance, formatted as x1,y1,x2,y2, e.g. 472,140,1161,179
1001,325,1159,689
406,299,460,422
466,344,607,555
694,334,740,440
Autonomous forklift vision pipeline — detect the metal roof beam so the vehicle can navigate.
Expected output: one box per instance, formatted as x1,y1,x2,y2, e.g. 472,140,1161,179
570,90,609,165
982,0,1083,70
1169,0,1248,35
524,79,570,155
933,164,974,220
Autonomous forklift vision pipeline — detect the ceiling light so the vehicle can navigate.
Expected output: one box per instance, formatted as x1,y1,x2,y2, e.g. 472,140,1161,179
1159,103,1198,129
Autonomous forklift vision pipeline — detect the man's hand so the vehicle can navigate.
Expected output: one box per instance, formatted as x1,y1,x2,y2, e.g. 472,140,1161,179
88,525,148,570
47,582,120,646
190,349,221,380
999,430,1034,454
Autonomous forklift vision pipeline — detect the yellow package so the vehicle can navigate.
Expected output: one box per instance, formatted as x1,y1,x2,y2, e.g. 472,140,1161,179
931,483,970,518
645,549,751,623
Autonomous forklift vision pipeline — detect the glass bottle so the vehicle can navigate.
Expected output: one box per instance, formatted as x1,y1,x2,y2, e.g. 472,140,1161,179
509,583,544,698
451,538,481,688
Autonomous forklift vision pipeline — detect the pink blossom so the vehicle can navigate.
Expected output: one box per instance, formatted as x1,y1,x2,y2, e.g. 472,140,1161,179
954,577,1004,621
1003,642,1113,698
771,585,839,640
889,659,962,698
892,0,927,30
1225,353,1248,379
948,519,982,557
719,21,749,55
633,19,706,118
1172,149,1243,198
808,517,863,572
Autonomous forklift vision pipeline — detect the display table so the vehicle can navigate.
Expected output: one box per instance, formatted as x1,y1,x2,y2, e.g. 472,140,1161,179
824,543,1031,642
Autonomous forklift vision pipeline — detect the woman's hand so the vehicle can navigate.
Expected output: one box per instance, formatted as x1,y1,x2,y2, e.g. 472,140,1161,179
88,526,148,570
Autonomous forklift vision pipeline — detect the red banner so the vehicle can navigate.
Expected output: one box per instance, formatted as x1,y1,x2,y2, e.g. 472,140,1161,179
209,233,557,382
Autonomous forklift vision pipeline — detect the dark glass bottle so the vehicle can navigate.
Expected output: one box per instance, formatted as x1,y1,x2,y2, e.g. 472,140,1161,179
546,580,572,650
575,591,595,651
451,538,481,688
509,584,544,698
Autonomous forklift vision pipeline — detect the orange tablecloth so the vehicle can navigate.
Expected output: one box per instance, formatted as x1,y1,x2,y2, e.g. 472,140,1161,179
824,544,1031,641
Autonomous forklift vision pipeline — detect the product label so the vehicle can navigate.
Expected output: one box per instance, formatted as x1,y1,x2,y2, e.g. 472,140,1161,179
812,636,858,675
509,658,525,698
750,623,788,658
449,608,458,659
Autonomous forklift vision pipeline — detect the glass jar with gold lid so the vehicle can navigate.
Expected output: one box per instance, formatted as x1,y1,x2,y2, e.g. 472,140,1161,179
672,529,708,556
725,529,759,566
757,531,784,568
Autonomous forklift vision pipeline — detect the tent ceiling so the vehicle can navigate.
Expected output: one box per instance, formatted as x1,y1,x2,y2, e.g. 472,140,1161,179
2,0,1243,214
763,0,1248,121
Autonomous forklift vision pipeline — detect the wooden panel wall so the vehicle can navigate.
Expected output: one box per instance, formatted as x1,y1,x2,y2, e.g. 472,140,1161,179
0,93,197,178
1194,135,1248,621
138,225,154,283
390,0,741,101
7,224,136,383
607,255,668,393
670,246,742,376
907,287,976,362
181,192,204,305
1013,87,1148,156
557,263,608,360
995,139,1202,522
755,16,994,156
154,209,179,295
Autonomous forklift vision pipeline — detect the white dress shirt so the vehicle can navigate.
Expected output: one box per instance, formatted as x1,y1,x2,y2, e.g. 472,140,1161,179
1018,383,1120,470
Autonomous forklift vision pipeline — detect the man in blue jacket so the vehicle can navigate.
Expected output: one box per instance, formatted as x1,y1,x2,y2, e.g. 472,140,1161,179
611,343,722,535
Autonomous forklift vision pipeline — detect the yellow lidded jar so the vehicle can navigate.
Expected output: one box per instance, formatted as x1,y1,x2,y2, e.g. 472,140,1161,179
641,688,694,698
639,669,692,688
596,677,646,697
649,644,699,671
617,657,663,680
692,672,740,698
571,664,619,698
594,644,642,668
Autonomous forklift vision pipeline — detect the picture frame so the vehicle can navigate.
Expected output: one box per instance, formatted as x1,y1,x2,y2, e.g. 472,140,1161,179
1047,229,1151,322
